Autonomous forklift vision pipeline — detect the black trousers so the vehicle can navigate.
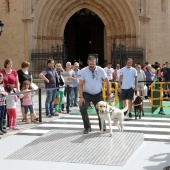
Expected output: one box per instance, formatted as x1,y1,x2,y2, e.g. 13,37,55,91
79,92,104,130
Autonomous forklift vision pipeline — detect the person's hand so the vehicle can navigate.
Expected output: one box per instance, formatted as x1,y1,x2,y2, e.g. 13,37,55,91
107,94,112,100
134,86,137,92
118,87,121,93
78,98,85,107
46,79,49,83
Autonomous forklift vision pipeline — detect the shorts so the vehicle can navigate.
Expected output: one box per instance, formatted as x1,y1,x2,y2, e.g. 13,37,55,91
121,88,134,100
137,82,144,91
23,105,33,114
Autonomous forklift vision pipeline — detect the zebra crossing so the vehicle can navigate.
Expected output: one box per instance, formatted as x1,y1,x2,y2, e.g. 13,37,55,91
18,114,170,142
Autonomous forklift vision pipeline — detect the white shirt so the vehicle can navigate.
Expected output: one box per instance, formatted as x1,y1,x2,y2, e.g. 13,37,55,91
6,94,18,109
120,66,137,89
104,67,114,80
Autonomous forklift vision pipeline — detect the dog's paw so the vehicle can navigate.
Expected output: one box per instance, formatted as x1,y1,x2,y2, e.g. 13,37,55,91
109,133,113,137
100,130,104,134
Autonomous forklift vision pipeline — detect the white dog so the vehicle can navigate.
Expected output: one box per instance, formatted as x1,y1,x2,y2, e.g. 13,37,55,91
96,101,128,136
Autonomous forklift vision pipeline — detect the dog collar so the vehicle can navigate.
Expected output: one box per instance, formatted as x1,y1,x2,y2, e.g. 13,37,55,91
133,102,142,106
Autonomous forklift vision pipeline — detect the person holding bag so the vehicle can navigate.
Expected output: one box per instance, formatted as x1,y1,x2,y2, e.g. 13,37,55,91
54,63,65,114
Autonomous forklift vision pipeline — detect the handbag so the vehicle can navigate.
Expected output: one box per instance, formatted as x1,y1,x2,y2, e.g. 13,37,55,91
59,76,64,86
54,97,60,105
31,83,39,90
62,96,66,104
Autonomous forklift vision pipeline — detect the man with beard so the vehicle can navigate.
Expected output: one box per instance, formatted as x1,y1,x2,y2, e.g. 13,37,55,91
78,56,111,134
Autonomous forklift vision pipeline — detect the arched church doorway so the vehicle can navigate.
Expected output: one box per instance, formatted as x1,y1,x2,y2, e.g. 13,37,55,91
64,8,105,67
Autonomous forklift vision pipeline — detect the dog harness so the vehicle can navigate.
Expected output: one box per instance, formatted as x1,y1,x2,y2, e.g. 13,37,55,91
133,102,142,106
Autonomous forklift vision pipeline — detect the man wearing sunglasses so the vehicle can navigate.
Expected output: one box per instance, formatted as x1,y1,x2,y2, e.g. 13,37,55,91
78,56,111,134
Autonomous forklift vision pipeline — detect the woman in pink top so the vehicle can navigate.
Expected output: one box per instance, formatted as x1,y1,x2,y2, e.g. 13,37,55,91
0,59,20,91
0,59,20,129
21,80,35,123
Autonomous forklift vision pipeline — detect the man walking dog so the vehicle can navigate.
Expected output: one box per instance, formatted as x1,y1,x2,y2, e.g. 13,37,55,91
78,56,111,134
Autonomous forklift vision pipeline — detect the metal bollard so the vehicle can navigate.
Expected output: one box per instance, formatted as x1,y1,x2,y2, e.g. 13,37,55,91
118,92,123,109
66,85,69,113
38,88,42,122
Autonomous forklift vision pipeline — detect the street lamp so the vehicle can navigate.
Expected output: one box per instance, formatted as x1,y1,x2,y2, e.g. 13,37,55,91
0,21,4,36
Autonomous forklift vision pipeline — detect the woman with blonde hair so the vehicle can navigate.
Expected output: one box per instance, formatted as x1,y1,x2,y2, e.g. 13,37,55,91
54,63,65,114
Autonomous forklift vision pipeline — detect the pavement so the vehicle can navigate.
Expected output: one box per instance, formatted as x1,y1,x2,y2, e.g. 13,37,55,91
0,93,170,170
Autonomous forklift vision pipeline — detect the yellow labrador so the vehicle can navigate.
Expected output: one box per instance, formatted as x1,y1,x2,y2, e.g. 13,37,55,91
96,101,128,136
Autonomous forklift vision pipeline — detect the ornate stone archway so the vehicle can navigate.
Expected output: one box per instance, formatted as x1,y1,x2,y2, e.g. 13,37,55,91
32,0,140,62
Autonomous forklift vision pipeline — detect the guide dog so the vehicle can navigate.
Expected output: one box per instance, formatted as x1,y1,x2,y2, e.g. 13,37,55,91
133,96,144,120
96,101,128,136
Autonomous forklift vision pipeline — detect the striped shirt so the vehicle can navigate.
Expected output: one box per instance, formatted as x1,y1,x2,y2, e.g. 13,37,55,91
0,84,6,106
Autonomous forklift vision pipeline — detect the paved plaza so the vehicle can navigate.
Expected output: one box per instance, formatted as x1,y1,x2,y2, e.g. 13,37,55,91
0,93,170,170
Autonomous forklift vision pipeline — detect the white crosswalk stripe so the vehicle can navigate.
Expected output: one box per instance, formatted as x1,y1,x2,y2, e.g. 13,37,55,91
18,115,170,142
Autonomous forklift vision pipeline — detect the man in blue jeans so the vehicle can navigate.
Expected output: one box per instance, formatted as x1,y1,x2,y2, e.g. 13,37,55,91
39,58,57,117
71,62,80,107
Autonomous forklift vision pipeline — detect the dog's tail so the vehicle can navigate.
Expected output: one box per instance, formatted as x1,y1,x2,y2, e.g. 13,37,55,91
121,105,128,113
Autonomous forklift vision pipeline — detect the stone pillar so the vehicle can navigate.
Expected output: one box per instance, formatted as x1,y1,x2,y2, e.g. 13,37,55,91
106,36,112,63
23,0,32,18
140,0,150,17
23,0,34,61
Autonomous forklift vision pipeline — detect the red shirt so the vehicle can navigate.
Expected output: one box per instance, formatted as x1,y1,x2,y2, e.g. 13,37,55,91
0,69,18,89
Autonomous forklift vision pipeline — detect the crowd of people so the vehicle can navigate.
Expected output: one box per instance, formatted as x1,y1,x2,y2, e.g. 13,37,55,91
0,57,170,136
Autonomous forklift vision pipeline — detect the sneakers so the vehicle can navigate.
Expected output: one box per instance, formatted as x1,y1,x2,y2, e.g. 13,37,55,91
46,114,52,118
83,127,91,134
9,126,20,130
129,112,132,118
0,129,7,133
12,126,20,130
124,111,133,120
54,112,59,116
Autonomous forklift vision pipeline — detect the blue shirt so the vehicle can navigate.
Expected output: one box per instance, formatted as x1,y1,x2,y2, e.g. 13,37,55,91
144,70,153,84
72,69,80,87
79,66,107,94
120,66,137,89
41,67,56,88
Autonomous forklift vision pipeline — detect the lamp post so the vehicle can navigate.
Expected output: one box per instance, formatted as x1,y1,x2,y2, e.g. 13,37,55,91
0,21,4,36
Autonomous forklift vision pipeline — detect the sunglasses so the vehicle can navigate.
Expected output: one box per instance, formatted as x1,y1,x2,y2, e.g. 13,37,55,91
92,71,95,78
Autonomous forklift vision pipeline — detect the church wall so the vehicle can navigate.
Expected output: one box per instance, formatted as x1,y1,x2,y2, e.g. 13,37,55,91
0,0,170,70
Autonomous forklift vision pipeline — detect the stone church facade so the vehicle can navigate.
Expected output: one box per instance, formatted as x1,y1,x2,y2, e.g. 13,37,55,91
0,0,170,70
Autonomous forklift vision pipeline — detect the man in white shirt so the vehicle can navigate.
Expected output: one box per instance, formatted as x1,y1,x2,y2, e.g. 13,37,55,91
104,63,114,81
118,58,138,118
113,64,121,81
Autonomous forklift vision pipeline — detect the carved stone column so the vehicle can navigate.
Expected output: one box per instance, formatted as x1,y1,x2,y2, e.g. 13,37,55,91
23,0,32,19
22,0,34,61
106,36,112,63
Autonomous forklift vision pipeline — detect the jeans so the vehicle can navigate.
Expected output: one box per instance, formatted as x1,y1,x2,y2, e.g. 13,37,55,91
45,89,57,115
71,86,78,105
0,105,5,124
64,86,72,108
